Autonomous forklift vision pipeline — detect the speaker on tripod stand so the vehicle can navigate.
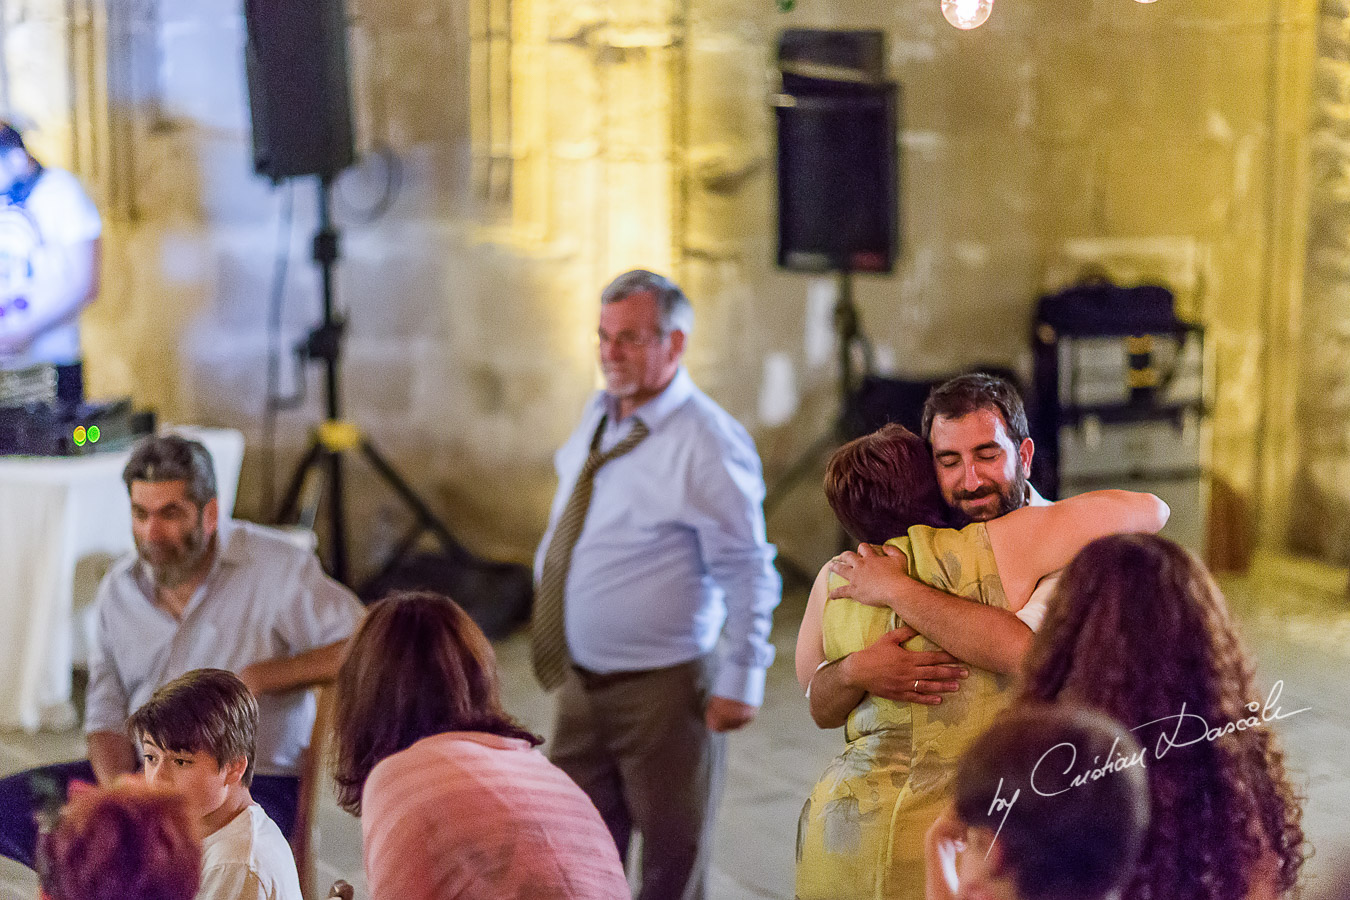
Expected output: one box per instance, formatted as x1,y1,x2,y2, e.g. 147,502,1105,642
776,29,898,275
241,0,532,634
765,29,901,582
244,0,355,183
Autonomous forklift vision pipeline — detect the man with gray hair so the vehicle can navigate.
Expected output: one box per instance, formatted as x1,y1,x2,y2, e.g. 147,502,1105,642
0,434,363,871
533,269,781,900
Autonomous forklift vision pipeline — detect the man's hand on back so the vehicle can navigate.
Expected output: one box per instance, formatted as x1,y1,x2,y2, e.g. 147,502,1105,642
840,626,968,704
829,542,1034,677
808,626,968,729
828,543,912,610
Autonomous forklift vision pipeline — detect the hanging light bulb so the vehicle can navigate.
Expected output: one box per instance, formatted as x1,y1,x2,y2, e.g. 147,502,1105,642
941,0,994,29
1133,0,1159,4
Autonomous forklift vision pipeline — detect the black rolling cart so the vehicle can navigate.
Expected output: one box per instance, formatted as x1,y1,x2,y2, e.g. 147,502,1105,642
1031,280,1209,553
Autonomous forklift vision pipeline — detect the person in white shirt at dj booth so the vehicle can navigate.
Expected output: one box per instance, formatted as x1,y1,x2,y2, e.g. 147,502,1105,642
0,122,102,370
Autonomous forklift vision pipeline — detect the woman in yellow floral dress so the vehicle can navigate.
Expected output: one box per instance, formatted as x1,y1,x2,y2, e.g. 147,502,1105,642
794,425,1168,900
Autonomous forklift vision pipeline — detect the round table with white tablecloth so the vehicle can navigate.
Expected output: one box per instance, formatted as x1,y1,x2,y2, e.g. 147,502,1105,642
0,427,244,732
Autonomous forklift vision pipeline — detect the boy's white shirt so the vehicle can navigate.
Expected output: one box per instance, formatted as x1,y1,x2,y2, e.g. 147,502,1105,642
196,802,302,900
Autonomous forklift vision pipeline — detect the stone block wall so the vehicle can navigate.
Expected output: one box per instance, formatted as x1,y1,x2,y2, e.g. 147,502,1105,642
0,0,1323,574
1292,0,1350,561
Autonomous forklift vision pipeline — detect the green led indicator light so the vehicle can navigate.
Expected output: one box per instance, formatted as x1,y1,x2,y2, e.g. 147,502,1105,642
73,426,87,446
88,425,100,443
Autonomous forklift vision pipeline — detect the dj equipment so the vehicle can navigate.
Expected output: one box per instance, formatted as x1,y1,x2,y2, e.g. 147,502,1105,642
0,399,154,456
0,362,84,408
1031,279,1208,552
0,362,154,456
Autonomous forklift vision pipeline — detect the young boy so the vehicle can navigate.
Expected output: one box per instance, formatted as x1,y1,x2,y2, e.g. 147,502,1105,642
128,668,303,900
924,703,1151,900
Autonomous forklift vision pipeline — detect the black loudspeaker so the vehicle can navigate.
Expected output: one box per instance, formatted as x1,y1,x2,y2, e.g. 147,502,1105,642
243,0,356,182
847,368,1021,441
848,375,942,438
778,29,886,85
775,30,898,274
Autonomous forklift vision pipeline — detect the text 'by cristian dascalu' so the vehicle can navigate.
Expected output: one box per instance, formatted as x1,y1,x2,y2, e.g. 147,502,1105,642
983,680,1310,855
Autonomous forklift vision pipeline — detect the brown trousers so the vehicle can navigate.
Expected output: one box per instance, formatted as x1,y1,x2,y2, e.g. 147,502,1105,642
549,656,726,900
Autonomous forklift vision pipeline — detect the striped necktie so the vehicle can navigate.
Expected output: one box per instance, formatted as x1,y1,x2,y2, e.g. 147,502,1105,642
531,415,650,690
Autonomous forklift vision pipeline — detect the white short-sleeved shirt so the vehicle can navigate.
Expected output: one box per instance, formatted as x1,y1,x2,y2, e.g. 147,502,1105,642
0,166,102,367
85,519,364,775
1014,571,1058,632
197,803,302,900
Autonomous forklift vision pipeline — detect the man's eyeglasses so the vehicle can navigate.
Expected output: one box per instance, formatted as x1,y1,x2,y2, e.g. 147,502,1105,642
597,329,667,351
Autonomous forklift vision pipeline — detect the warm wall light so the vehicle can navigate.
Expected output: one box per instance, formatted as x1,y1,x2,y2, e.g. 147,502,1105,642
941,0,994,29
780,0,1150,27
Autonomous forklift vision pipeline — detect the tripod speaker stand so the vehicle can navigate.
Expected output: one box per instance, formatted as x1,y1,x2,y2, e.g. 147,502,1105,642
273,177,468,590
763,270,873,585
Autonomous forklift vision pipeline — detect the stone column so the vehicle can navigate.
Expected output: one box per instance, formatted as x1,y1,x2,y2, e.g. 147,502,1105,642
1292,0,1350,562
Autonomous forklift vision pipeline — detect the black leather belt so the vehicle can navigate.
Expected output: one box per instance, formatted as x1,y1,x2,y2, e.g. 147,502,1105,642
570,664,652,691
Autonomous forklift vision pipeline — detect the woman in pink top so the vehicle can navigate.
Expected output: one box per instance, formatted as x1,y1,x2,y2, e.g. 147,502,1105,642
331,591,630,900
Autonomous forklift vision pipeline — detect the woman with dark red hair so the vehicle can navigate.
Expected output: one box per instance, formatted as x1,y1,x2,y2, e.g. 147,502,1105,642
38,783,201,900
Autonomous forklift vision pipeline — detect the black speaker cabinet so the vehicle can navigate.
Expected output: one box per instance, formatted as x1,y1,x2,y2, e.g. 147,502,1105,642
244,0,356,182
775,83,899,273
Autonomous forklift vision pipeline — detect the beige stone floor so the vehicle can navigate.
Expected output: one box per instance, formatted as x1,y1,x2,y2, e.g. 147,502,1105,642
4,558,1349,900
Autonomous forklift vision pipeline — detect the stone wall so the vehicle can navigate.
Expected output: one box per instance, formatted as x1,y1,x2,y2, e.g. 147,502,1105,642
1292,0,1350,562
1,0,1321,575
755,0,1317,568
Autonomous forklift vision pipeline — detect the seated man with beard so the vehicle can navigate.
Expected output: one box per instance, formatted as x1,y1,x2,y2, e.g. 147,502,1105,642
0,434,363,871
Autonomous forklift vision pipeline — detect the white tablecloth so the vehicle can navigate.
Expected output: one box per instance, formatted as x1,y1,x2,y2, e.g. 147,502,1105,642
0,427,245,732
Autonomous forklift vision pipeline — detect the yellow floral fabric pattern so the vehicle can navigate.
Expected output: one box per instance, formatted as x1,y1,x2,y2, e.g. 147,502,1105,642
796,523,1014,900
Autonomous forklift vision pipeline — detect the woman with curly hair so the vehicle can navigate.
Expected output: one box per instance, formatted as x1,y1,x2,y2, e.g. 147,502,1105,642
330,591,629,900
1020,533,1307,900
